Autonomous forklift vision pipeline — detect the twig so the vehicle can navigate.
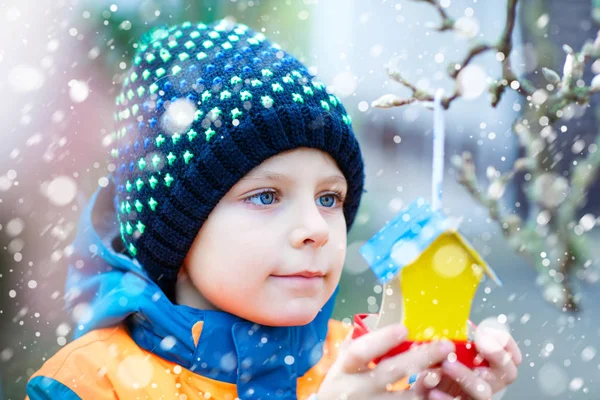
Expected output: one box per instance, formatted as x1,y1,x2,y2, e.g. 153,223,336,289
383,66,460,109
452,152,519,238
390,0,537,107
412,0,455,31
449,43,494,79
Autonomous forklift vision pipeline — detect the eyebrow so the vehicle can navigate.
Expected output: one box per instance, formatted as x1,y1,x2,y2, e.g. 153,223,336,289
242,171,348,187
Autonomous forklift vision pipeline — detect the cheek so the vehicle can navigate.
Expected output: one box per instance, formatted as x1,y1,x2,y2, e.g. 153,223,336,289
211,233,275,276
187,229,274,291
326,221,347,278
330,218,348,258
188,255,267,311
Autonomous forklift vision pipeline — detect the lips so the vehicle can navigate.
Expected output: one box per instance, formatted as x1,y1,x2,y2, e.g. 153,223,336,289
270,271,325,292
272,271,325,278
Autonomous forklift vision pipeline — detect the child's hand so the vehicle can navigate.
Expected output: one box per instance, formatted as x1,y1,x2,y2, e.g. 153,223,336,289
411,325,522,399
472,325,522,394
316,323,456,399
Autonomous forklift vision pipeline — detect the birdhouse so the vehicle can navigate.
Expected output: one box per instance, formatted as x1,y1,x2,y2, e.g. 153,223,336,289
356,197,502,368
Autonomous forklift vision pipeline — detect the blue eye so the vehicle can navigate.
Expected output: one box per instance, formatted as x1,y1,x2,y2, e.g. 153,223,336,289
317,194,337,208
247,191,276,206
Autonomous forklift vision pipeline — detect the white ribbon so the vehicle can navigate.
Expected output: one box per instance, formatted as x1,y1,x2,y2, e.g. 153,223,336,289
432,88,445,212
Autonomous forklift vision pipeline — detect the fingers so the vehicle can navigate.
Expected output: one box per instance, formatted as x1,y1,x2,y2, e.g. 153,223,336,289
373,340,455,388
473,366,507,393
411,369,458,394
505,334,523,366
441,360,493,400
432,376,462,397
475,331,523,384
427,389,455,400
377,392,425,400
412,369,463,398
342,324,407,373
490,349,519,385
476,326,522,367
411,369,442,394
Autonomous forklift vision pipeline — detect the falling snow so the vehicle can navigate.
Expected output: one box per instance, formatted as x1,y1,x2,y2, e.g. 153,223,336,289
456,65,487,100
1,1,600,399
68,80,90,103
44,176,78,206
162,98,197,135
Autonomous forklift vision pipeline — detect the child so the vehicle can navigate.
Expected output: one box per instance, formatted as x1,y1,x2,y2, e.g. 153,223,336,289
26,19,521,399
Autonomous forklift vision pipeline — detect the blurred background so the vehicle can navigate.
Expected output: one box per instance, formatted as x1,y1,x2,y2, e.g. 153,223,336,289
1,0,600,398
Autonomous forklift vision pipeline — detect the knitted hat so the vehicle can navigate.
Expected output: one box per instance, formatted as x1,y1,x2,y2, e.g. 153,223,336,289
110,19,365,301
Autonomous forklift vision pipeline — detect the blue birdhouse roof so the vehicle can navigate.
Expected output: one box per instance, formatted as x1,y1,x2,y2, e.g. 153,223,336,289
360,197,502,286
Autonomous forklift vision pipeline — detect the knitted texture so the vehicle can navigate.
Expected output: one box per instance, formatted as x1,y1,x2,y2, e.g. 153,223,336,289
110,19,365,300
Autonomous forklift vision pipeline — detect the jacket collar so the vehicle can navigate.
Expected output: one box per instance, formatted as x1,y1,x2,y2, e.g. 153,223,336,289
65,180,337,397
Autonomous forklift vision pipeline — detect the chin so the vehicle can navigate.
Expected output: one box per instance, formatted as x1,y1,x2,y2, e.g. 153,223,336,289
276,312,319,327
250,306,321,327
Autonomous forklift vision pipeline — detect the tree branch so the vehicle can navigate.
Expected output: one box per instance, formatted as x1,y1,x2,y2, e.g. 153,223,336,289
376,0,600,311
449,43,494,79
412,0,455,31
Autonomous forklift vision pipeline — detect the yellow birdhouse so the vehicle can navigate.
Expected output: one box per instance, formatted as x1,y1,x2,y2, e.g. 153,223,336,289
399,230,498,342
360,197,501,361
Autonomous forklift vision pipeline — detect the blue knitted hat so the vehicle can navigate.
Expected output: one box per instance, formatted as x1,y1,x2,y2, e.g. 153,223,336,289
110,19,364,300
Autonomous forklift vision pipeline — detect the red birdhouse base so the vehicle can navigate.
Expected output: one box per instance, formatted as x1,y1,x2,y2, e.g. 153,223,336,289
352,314,489,369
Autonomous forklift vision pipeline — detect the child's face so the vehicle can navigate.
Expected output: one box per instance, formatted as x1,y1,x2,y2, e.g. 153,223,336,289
183,148,349,326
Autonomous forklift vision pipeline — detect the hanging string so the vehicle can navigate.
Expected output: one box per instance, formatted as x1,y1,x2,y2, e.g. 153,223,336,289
432,88,445,212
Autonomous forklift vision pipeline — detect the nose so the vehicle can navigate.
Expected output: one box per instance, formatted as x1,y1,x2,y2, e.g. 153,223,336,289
289,202,330,249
